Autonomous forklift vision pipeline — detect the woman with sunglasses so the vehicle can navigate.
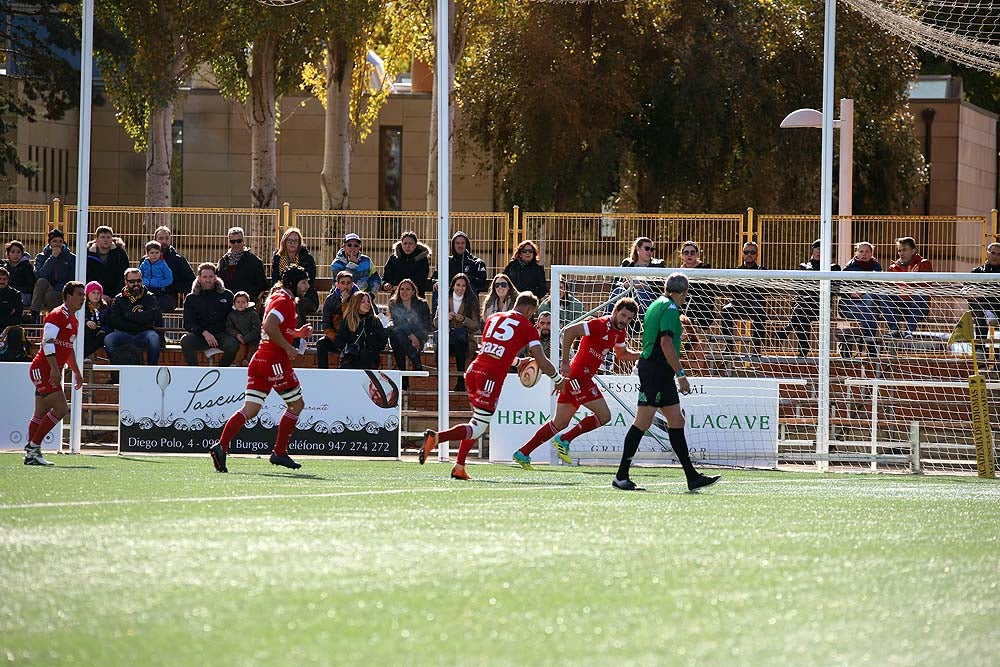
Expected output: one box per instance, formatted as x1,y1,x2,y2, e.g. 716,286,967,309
271,227,319,321
677,241,716,330
503,240,547,300
720,241,768,356
610,237,666,327
481,273,517,320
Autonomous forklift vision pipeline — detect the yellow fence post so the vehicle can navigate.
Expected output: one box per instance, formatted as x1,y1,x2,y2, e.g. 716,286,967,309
279,202,289,248
51,197,60,231
509,205,520,262
745,207,755,244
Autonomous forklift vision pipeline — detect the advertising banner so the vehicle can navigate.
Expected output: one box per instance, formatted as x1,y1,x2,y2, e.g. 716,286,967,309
1,362,63,451
490,375,780,468
118,366,401,458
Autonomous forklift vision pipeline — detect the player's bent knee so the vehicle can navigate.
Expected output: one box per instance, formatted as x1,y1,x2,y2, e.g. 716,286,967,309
469,410,493,440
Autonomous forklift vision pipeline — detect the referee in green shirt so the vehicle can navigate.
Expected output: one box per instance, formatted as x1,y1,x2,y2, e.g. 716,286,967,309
614,272,721,492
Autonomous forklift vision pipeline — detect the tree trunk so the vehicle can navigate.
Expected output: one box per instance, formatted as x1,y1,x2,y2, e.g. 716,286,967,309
320,38,353,211
249,35,278,214
145,101,173,208
426,0,463,212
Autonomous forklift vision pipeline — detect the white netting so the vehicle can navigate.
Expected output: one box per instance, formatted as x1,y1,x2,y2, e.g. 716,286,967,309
550,266,1000,474
255,0,307,5
842,0,1000,72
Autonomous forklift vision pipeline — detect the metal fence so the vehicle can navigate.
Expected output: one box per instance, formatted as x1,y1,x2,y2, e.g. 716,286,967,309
0,203,54,259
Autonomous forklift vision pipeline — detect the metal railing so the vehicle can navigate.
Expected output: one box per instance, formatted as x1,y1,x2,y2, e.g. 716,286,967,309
0,203,54,258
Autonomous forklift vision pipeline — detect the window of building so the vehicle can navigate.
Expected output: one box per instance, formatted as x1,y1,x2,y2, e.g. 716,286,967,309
171,119,184,206
379,126,402,211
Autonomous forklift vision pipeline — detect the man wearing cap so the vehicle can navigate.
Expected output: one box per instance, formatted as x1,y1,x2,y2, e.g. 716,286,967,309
217,227,269,303
776,240,840,358
331,233,381,295
180,263,239,367
31,229,77,318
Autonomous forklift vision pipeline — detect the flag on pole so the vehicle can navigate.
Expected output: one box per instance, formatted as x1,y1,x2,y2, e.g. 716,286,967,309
948,311,975,345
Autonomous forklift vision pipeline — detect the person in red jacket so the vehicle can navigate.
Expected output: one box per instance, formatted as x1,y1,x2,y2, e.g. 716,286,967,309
880,236,933,338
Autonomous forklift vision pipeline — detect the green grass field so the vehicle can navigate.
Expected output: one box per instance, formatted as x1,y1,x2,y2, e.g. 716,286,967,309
1,454,998,666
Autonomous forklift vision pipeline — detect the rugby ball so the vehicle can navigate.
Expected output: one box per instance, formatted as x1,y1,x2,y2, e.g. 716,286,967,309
365,370,399,409
518,358,541,388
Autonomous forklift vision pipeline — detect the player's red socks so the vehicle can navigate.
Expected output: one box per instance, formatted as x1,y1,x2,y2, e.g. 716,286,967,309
562,415,602,443
27,416,43,445
438,424,473,443
32,410,59,446
219,409,248,453
519,422,558,456
456,439,475,466
273,409,299,456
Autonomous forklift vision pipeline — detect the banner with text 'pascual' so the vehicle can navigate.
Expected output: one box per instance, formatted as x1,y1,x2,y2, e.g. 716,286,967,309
1,362,63,451
117,366,401,457
490,375,779,468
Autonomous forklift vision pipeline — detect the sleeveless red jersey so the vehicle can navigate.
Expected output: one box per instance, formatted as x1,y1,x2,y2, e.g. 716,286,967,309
570,315,627,377
33,305,79,369
255,288,298,361
471,310,540,377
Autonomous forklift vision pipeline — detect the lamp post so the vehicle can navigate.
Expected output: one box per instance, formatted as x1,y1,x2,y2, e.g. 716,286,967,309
781,98,854,268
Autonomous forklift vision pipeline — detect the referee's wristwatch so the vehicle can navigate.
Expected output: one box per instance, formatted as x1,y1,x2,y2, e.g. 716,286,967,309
674,368,686,379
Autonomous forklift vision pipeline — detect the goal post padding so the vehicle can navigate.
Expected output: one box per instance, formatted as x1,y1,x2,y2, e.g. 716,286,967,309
544,265,1000,474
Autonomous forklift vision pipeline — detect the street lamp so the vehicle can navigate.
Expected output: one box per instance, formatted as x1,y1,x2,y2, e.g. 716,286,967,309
781,98,854,268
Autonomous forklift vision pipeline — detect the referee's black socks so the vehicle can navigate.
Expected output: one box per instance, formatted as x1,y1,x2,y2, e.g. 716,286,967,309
668,427,698,481
617,425,644,480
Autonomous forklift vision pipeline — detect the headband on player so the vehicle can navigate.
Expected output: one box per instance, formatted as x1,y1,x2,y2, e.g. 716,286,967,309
281,264,309,290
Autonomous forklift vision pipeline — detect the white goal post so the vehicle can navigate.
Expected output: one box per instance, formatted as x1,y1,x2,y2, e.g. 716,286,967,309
546,265,1000,474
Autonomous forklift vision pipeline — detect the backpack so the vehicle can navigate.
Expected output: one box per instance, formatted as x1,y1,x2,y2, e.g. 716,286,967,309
109,343,142,366
0,326,33,362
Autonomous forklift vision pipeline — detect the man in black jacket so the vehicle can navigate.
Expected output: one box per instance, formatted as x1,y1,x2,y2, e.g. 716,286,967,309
217,227,268,303
86,225,130,302
181,263,239,367
154,226,196,310
0,267,30,361
969,242,1000,344
105,268,162,365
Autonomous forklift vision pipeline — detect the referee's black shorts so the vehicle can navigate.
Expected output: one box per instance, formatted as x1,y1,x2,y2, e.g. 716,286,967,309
636,358,679,408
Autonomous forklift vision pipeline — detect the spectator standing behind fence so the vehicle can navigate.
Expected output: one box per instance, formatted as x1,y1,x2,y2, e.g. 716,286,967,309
539,283,585,324
153,226,196,309
105,268,162,365
139,240,176,313
272,227,319,322
86,225,130,303
387,279,431,387
776,240,840,358
677,241,716,330
316,271,358,369
217,227,269,304
610,237,666,321
720,241,768,356
481,274,516,320
881,236,932,338
503,240,547,300
331,233,381,295
4,241,35,311
332,292,388,370
226,290,261,365
968,242,1000,349
382,231,431,296
181,263,239,368
431,231,488,295
434,273,481,392
838,241,882,358
32,229,75,318
82,281,110,358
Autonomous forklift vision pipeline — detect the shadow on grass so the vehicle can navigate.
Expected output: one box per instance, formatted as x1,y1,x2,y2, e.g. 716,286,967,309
117,456,169,464
51,465,98,470
234,471,331,481
450,477,582,487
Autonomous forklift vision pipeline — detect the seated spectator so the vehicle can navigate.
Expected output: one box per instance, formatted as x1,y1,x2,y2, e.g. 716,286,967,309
83,281,110,358
332,292,389,370
387,279,431,385
86,225,130,303
433,273,481,392
4,240,35,310
272,227,318,322
880,236,932,338
838,241,883,357
153,226,196,309
431,231,488,314
316,271,359,369
539,283,586,324
226,290,261,365
677,241,716,330
0,266,31,362
503,240,547,300
105,268,162,365
610,237,666,323
181,263,239,367
382,231,431,296
777,240,840,357
536,311,552,351
969,242,1000,346
32,229,76,318
139,240,176,313
331,233,381,295
217,227,269,304
481,273,516,320
720,241,767,355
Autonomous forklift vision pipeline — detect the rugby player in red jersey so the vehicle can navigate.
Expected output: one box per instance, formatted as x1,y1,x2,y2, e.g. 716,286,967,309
512,297,642,469
210,266,313,472
419,291,565,480
24,281,85,466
